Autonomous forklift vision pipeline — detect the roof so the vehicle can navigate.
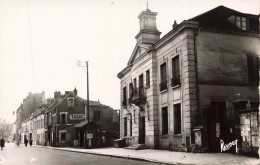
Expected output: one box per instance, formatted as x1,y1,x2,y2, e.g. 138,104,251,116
59,91,101,106
189,5,259,32
118,6,260,79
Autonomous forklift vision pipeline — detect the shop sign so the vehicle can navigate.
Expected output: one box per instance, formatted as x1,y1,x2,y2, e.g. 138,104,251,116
70,114,85,120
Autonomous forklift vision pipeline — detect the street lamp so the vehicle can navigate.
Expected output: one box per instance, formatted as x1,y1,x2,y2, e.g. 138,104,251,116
77,60,90,123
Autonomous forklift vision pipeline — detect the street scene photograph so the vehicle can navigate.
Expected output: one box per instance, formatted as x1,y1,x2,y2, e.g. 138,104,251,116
0,0,260,164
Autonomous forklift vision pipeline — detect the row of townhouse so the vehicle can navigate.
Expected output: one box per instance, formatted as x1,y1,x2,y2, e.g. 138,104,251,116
20,105,52,145
117,6,260,157
16,92,46,144
17,88,119,148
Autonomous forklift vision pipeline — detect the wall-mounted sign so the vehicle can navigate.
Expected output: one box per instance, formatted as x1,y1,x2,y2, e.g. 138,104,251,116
87,133,93,139
70,114,85,120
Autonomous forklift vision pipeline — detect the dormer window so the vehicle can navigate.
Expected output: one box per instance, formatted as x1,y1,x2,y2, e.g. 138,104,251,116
228,15,248,31
67,97,74,107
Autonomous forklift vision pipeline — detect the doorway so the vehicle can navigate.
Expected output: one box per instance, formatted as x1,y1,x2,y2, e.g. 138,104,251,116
139,117,145,144
208,102,235,153
79,130,84,147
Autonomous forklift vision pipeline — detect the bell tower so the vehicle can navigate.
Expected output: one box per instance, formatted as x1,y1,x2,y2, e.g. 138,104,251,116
135,5,161,45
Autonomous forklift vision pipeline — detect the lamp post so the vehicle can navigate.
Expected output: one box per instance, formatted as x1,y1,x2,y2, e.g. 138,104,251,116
77,60,90,123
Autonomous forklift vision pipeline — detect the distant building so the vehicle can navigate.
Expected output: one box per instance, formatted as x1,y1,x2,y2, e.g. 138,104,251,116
16,92,46,143
117,5,259,156
0,121,13,141
22,88,119,148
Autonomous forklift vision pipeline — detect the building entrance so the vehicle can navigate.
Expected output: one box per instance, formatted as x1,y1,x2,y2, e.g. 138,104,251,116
208,102,236,153
139,117,145,144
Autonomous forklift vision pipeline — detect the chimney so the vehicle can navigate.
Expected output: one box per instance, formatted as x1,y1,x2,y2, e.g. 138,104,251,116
172,20,178,29
74,87,78,95
47,98,54,104
54,91,62,103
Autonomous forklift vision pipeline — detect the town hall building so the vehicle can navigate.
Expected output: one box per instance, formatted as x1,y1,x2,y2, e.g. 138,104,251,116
117,5,259,156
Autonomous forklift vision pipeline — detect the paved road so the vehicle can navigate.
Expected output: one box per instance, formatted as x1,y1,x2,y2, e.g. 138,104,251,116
0,143,158,165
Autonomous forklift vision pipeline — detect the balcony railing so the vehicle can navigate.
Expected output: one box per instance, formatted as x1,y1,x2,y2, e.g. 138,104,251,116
130,87,146,105
171,76,181,87
160,81,167,91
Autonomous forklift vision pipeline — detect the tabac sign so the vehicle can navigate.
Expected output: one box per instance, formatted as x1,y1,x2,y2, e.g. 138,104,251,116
70,114,85,120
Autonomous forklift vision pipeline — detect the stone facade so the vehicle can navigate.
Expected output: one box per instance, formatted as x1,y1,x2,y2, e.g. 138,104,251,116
118,6,260,154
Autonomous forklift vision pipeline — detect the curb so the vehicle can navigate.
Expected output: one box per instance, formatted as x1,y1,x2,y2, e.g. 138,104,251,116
35,146,185,165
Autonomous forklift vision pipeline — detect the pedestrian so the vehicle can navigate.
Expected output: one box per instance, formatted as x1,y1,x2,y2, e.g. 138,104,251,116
16,140,20,147
25,138,28,147
0,138,5,150
30,139,33,147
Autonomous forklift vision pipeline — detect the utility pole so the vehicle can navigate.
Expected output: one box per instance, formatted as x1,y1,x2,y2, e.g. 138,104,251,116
77,60,90,148
86,61,89,123
77,60,90,123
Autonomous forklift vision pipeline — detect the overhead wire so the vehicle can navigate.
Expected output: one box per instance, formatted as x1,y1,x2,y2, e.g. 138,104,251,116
27,0,36,92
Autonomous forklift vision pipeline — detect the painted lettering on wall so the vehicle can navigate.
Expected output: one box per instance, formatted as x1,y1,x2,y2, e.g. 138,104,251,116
70,114,85,120
220,139,238,152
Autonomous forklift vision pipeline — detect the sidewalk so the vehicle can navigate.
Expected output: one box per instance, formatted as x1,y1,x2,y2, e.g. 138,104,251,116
35,145,260,165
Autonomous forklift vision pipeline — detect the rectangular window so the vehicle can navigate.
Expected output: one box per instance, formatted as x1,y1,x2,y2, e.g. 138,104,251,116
247,54,259,84
130,115,132,137
122,87,127,106
49,113,52,125
67,97,74,107
146,70,150,87
236,16,241,28
174,104,181,134
249,17,259,32
124,117,127,136
234,16,248,31
93,111,101,122
129,83,133,99
241,17,247,30
139,74,144,87
139,74,145,98
171,56,180,87
160,63,167,91
61,132,66,141
61,114,66,124
133,78,137,89
162,107,168,135
53,114,57,124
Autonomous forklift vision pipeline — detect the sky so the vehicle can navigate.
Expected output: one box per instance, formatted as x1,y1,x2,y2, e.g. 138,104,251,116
0,0,259,123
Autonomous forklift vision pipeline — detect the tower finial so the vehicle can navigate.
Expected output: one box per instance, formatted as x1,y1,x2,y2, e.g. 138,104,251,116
146,0,149,10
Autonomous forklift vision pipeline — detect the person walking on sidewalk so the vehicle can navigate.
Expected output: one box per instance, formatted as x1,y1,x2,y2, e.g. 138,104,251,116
25,138,28,147
16,140,20,148
29,139,33,147
0,138,5,150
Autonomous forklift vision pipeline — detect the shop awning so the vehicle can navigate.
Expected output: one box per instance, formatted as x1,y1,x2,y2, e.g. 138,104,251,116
239,108,259,114
74,120,100,129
